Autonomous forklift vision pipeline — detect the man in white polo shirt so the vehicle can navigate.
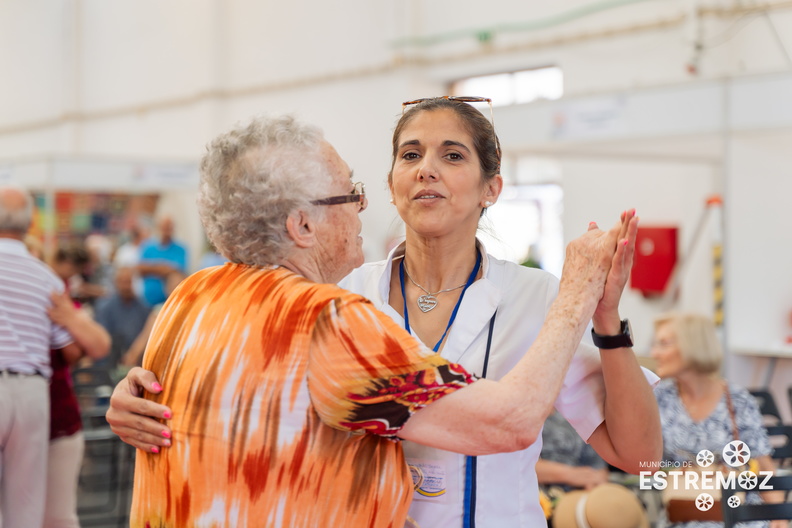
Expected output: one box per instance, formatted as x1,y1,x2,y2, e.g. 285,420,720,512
0,185,80,528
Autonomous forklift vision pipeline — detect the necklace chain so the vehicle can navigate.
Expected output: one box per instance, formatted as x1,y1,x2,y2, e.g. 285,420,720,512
403,261,467,312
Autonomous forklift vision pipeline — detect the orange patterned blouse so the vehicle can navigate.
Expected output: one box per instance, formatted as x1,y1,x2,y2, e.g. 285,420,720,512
130,264,475,528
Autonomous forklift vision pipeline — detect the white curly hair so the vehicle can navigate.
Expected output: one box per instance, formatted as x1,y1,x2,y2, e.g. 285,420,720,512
197,115,332,266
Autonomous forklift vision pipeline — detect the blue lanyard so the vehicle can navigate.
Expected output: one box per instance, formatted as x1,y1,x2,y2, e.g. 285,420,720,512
398,252,482,351
398,251,496,527
463,311,496,528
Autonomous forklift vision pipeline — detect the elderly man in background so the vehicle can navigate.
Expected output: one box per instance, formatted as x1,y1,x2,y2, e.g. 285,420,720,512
0,186,80,528
94,266,151,368
106,115,651,527
137,215,188,306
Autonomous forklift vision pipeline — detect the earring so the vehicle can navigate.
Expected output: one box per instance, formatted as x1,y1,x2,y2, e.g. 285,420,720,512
389,198,395,204
484,201,493,207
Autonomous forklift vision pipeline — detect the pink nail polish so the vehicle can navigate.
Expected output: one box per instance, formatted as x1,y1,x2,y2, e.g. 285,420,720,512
163,411,172,419
152,382,163,392
151,446,160,454
162,430,171,439
163,439,171,447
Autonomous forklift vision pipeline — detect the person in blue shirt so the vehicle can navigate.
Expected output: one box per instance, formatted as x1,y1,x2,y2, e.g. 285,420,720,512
137,215,188,306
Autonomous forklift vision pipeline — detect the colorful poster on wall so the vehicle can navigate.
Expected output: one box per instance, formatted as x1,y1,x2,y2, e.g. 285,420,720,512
31,191,159,252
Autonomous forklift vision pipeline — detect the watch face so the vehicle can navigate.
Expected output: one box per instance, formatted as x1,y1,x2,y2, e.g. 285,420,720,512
623,319,634,347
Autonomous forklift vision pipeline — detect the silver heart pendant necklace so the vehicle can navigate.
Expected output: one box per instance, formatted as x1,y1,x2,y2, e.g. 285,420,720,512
403,263,467,313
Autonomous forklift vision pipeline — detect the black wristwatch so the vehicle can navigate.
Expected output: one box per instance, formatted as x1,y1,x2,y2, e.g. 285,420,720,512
591,319,634,349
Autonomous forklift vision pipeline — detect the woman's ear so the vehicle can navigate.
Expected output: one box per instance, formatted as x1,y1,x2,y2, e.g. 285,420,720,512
482,174,504,207
387,177,395,204
285,210,316,249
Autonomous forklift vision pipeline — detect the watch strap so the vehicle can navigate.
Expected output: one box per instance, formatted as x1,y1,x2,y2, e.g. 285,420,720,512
591,319,634,349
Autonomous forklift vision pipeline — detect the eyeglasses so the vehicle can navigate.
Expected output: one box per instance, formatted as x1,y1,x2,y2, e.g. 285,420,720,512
651,339,678,349
401,96,501,168
311,181,366,208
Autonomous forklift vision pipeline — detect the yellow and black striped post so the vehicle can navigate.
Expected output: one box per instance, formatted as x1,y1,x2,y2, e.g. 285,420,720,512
712,243,723,326
707,195,724,327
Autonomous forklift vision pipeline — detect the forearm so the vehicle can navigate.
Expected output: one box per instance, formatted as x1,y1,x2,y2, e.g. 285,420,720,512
122,312,156,366
122,334,147,366
137,262,176,277
495,289,601,438
596,349,662,473
62,311,111,360
536,459,576,485
60,342,84,365
536,459,609,489
76,282,106,300
399,287,600,455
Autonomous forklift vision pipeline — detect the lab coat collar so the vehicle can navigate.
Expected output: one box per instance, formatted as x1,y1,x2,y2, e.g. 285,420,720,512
380,239,502,366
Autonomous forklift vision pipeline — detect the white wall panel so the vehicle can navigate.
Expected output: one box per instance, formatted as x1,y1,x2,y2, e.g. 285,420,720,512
79,0,215,111
726,134,792,351
0,1,65,124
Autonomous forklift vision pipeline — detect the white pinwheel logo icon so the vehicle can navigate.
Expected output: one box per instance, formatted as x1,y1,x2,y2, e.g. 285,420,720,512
738,471,758,490
722,440,751,467
696,493,715,511
727,495,741,508
696,449,714,467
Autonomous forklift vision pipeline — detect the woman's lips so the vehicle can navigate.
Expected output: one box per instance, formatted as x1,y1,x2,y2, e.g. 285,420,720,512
413,190,445,201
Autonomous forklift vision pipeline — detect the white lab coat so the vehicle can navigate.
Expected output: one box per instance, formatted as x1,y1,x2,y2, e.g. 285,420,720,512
339,240,657,528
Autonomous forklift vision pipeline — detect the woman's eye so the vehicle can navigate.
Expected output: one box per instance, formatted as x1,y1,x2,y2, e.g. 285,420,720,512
446,152,463,161
402,152,420,160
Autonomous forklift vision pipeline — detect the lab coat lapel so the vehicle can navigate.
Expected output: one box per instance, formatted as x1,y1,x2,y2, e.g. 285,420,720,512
439,250,502,367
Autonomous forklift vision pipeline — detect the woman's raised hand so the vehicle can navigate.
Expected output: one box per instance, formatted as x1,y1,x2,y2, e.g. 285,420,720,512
559,217,620,298
557,210,638,323
592,210,638,333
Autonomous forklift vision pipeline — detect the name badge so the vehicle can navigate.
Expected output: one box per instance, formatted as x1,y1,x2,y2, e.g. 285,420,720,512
407,459,447,501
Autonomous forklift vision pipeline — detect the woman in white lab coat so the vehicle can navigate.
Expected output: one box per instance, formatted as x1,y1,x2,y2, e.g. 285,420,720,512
335,96,659,527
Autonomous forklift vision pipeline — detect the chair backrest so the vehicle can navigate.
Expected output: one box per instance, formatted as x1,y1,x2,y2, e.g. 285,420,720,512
749,389,783,425
71,366,115,427
722,474,792,527
789,385,792,420
71,365,114,392
767,425,792,467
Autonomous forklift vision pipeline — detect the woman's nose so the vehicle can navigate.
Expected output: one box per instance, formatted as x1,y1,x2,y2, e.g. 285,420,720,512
417,160,438,181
